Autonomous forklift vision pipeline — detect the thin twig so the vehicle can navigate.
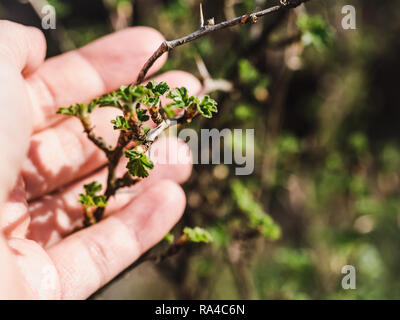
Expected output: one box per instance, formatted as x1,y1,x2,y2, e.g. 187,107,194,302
81,119,113,156
199,3,205,28
136,0,310,84
195,55,233,94
92,130,132,222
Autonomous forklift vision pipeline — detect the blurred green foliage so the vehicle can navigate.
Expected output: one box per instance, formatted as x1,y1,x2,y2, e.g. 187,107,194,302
297,14,333,49
231,179,281,240
184,227,214,243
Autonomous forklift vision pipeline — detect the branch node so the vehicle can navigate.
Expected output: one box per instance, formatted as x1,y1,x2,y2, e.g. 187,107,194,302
150,104,163,125
164,40,173,50
280,0,304,8
206,17,215,27
241,13,259,24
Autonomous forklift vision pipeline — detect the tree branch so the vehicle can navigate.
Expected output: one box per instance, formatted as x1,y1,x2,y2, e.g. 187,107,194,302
91,131,133,223
81,119,113,156
136,0,310,84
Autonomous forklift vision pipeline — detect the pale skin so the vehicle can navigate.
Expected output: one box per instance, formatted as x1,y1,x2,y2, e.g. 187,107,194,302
0,21,201,299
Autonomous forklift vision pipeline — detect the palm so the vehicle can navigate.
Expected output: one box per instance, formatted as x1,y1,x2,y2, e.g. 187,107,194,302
0,22,199,299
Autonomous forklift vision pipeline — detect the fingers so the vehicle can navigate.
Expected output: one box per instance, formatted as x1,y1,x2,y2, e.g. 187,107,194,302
0,21,46,208
6,238,61,299
27,137,193,247
0,235,33,299
47,179,186,299
26,27,168,132
23,71,201,200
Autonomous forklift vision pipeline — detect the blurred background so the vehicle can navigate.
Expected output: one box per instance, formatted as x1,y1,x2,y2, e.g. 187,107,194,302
2,0,400,299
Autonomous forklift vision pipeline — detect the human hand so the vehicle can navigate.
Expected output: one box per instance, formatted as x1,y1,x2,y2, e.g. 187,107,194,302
0,20,200,299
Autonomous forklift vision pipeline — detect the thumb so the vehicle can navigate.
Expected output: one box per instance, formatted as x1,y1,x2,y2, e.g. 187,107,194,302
0,21,46,211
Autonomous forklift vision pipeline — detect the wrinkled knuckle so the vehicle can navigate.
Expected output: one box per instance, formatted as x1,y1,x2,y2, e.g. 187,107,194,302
82,235,111,285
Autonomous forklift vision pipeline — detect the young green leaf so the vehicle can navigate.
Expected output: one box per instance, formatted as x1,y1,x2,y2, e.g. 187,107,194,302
167,87,190,108
125,150,154,178
57,105,78,116
57,103,89,118
198,96,218,118
86,100,98,113
184,227,213,243
136,108,150,122
111,115,131,130
129,85,150,100
231,179,281,240
79,181,107,208
97,92,123,109
93,195,107,207
164,232,175,244
117,84,140,103
83,181,103,196
146,81,170,96
79,194,95,207
141,95,160,107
